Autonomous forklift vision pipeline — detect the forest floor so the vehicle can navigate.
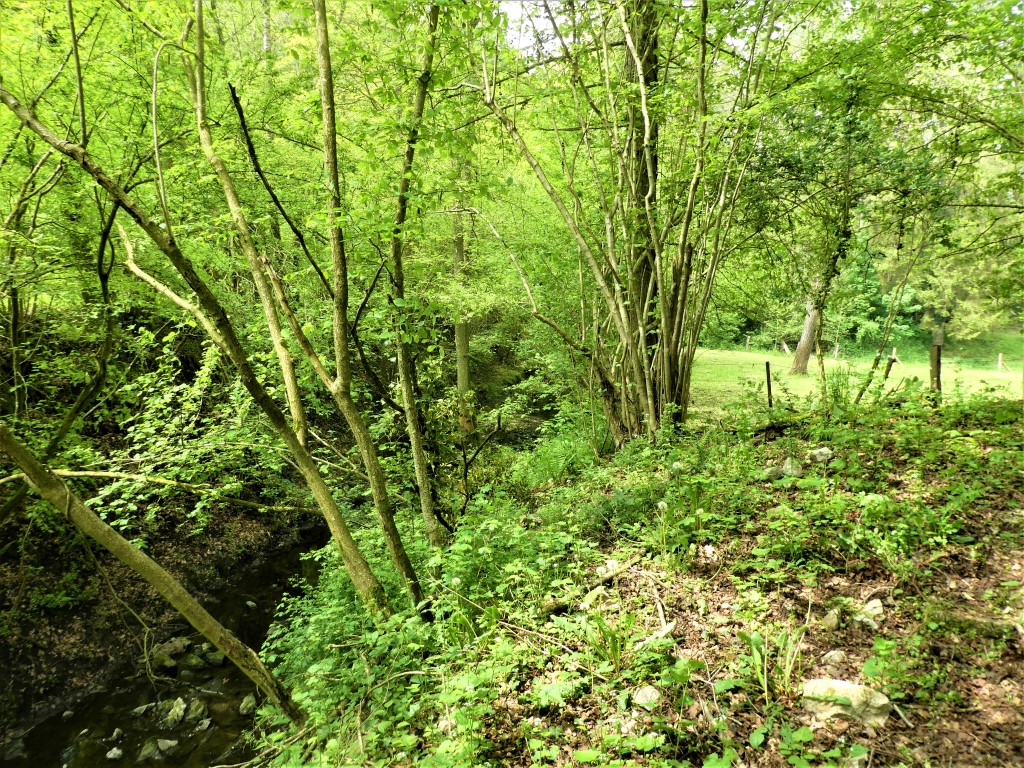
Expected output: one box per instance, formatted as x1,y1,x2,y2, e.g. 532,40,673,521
264,390,1023,768
462,394,1024,768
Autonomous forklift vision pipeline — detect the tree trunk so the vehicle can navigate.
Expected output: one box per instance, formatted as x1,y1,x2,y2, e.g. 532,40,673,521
389,4,448,552
0,82,395,619
453,208,475,440
310,0,424,608
789,299,819,375
0,425,305,724
186,4,308,448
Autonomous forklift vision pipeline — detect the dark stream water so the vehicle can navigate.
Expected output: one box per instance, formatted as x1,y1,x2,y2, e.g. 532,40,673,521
2,533,325,768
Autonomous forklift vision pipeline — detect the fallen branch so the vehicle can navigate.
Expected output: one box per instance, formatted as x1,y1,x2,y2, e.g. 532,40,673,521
539,552,645,617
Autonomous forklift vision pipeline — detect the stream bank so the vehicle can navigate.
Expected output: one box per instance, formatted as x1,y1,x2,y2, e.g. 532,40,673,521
1,521,327,767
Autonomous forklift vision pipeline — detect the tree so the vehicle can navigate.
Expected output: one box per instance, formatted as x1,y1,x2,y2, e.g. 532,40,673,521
474,0,806,441
0,424,304,723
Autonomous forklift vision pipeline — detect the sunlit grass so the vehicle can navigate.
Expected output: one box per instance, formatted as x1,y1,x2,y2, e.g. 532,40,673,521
688,346,1023,421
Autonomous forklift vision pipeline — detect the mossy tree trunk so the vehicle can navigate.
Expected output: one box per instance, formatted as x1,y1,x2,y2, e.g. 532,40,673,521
0,425,305,724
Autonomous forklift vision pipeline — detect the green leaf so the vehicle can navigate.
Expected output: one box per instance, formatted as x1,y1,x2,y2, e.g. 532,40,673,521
573,749,601,763
790,726,814,743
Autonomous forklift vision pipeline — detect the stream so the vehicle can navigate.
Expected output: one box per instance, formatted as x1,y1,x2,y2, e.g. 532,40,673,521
2,531,325,768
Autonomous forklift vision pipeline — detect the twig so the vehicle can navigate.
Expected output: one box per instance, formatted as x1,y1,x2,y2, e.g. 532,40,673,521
540,552,645,617
228,83,333,298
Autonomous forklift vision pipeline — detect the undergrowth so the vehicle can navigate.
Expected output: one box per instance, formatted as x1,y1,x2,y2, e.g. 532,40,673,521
258,389,1023,767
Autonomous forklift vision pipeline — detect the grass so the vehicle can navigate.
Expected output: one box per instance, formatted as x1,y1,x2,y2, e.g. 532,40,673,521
688,347,1023,420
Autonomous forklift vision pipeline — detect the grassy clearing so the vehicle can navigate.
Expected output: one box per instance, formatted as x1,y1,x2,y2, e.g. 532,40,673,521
688,347,1023,421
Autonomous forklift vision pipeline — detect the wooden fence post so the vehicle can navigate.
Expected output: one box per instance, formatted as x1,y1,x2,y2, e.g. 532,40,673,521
766,361,773,409
930,344,942,399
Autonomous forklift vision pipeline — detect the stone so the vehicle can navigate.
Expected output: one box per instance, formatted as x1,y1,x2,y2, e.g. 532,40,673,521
782,457,804,477
763,465,785,481
244,600,257,610
204,649,226,667
854,599,885,630
862,598,884,617
822,649,847,668
138,738,162,761
808,447,834,463
179,652,207,670
632,685,662,710
149,650,177,670
194,718,212,732
105,747,123,760
157,739,178,754
186,698,208,721
821,609,841,631
107,727,124,742
163,697,187,728
1,739,27,761
239,693,257,716
153,636,190,657
62,709,74,720
802,678,891,727
131,703,154,717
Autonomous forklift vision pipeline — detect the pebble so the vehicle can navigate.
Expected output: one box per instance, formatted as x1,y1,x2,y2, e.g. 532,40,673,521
633,686,662,709
821,609,841,630
239,693,257,716
105,747,123,760
822,649,847,667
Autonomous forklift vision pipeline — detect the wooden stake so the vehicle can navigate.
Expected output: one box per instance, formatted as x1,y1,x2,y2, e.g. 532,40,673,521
930,344,942,397
766,361,773,409
745,334,750,350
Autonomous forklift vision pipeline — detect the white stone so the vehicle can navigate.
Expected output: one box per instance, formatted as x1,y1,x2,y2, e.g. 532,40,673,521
157,739,178,753
854,599,885,630
782,457,804,477
822,649,847,667
633,686,662,709
802,678,891,727
163,697,187,727
105,747,123,760
862,598,884,617
821,609,841,630
808,447,834,463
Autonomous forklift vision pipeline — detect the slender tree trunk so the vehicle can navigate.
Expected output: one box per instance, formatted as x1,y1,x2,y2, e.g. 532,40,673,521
453,208,474,440
789,298,819,375
0,82,395,619
389,4,447,551
311,0,426,605
186,4,307,447
0,425,305,723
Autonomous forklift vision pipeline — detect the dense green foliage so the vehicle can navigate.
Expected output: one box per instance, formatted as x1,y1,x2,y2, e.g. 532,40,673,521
260,388,1023,766
0,0,1021,762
